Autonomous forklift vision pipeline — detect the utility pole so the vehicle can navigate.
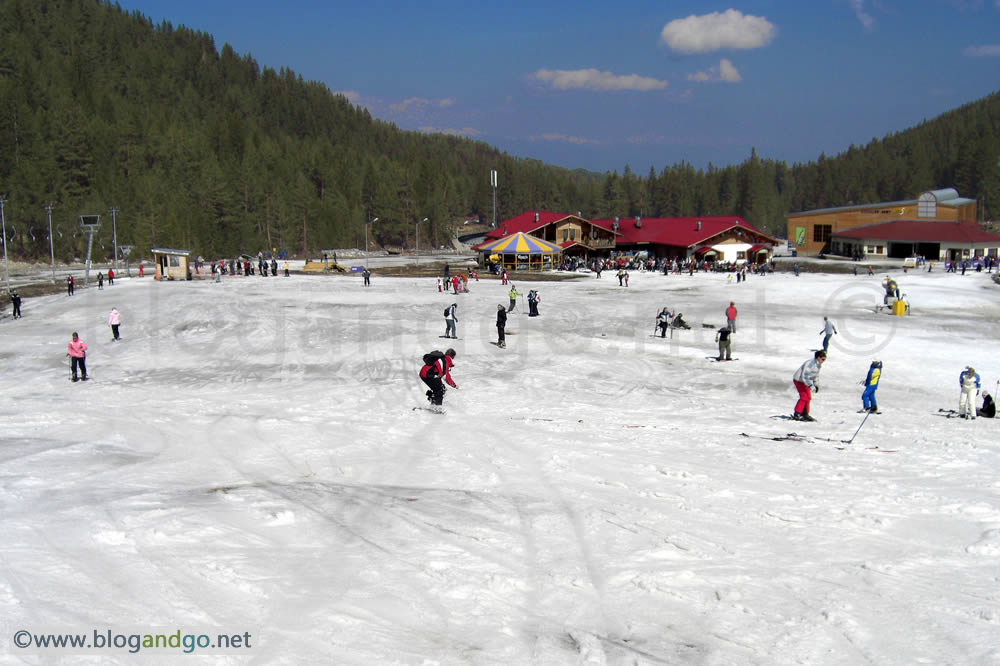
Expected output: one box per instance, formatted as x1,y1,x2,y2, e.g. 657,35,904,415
490,169,498,229
0,195,9,292
109,206,119,271
45,203,55,282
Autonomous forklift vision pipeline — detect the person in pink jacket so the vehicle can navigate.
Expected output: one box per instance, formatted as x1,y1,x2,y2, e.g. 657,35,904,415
68,332,88,382
108,308,122,341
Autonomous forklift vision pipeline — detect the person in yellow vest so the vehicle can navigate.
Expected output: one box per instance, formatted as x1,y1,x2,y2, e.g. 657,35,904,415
508,285,520,313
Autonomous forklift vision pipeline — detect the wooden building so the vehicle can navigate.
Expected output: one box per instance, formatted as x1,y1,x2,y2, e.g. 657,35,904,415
480,212,619,258
151,248,192,280
786,188,978,256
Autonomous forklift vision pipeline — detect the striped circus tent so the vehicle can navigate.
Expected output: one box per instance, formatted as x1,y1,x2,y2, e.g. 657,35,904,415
476,232,562,271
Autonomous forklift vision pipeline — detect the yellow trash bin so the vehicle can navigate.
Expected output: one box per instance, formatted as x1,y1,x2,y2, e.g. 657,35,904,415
892,300,906,316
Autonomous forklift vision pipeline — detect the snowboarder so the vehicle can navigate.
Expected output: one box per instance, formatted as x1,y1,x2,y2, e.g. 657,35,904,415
496,304,507,348
419,348,458,406
444,302,458,339
726,301,737,332
10,290,21,319
715,326,732,361
68,332,88,382
108,308,122,341
792,350,826,421
978,391,996,418
508,285,520,313
958,366,981,419
860,359,881,413
656,307,672,337
820,316,838,352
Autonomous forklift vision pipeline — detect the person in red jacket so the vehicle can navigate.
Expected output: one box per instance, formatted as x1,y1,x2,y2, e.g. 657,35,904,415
726,301,737,332
419,348,458,406
67,332,88,382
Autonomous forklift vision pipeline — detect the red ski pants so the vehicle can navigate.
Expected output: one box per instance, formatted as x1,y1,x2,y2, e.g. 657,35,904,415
793,380,812,415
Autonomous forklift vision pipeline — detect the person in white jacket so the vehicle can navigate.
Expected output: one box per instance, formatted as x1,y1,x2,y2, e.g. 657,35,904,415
958,366,981,420
108,308,122,341
792,350,826,421
443,303,458,339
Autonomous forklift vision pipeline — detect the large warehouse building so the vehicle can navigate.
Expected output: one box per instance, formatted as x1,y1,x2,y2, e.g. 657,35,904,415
786,188,986,258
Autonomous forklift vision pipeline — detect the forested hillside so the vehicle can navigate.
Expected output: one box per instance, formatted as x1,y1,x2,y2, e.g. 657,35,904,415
0,0,997,261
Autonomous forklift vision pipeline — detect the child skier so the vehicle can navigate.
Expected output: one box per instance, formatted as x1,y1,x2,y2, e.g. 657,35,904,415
860,359,881,413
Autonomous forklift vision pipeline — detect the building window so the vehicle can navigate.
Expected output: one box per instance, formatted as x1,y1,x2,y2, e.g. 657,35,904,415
569,229,576,241
737,251,746,260
813,224,832,243
562,229,568,242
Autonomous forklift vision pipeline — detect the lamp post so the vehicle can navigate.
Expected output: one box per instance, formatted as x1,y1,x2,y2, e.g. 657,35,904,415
415,217,428,256
366,216,378,267
45,203,56,282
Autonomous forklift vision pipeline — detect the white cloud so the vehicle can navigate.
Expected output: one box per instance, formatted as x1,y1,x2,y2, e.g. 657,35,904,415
390,97,456,113
417,126,481,137
687,58,743,83
531,133,600,146
963,44,1000,56
849,0,875,31
532,68,667,92
660,9,776,53
333,90,361,104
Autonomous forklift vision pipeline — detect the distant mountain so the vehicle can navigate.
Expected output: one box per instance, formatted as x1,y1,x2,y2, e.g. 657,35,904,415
0,0,996,260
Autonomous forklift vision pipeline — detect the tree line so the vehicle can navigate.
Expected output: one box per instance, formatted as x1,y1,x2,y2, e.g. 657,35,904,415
0,0,997,263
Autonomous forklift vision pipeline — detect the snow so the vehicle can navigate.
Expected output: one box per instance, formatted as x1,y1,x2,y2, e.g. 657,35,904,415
2,264,999,663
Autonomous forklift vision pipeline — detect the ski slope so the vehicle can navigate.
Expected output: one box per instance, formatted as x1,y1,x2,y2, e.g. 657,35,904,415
1,265,998,663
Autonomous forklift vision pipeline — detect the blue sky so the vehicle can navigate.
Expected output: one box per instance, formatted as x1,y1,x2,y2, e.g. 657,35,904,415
117,1,1000,174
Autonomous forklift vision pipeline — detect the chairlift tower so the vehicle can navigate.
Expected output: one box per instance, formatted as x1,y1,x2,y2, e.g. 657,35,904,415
79,214,101,287
490,169,498,229
120,244,135,277
109,206,119,271
45,203,56,282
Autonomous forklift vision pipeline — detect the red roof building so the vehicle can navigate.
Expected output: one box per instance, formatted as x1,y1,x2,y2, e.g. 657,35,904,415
476,211,780,264
831,219,1000,261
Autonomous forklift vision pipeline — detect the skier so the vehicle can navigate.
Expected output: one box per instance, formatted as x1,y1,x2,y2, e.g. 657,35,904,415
496,304,507,348
656,307,672,338
108,307,122,341
451,275,460,294
958,366,981,419
726,301,737,332
67,332,88,382
671,312,690,330
527,290,540,317
138,264,144,278
419,348,457,407
820,316,838,352
444,302,458,339
508,285,520,313
10,290,21,319
792,350,826,421
978,391,996,418
98,272,104,290
107,268,114,286
715,326,732,361
67,275,74,296
860,359,881,413
362,268,371,286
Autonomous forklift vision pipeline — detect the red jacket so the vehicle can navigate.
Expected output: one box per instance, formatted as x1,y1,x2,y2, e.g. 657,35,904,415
420,355,457,388
726,306,737,320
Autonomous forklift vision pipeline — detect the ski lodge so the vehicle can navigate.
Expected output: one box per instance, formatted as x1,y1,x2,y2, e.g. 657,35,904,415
475,211,780,264
785,188,1000,261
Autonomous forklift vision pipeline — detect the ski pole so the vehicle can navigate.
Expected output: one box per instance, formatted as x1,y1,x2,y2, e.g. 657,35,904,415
842,409,872,444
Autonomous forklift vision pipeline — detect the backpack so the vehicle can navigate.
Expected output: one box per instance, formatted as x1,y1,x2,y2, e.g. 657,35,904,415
423,351,445,367
443,306,450,317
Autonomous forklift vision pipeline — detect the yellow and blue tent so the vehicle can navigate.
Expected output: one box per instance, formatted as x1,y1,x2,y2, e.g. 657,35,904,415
477,232,563,254
476,232,562,271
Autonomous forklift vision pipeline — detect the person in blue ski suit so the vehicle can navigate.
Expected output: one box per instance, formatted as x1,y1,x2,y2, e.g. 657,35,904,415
861,360,882,413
